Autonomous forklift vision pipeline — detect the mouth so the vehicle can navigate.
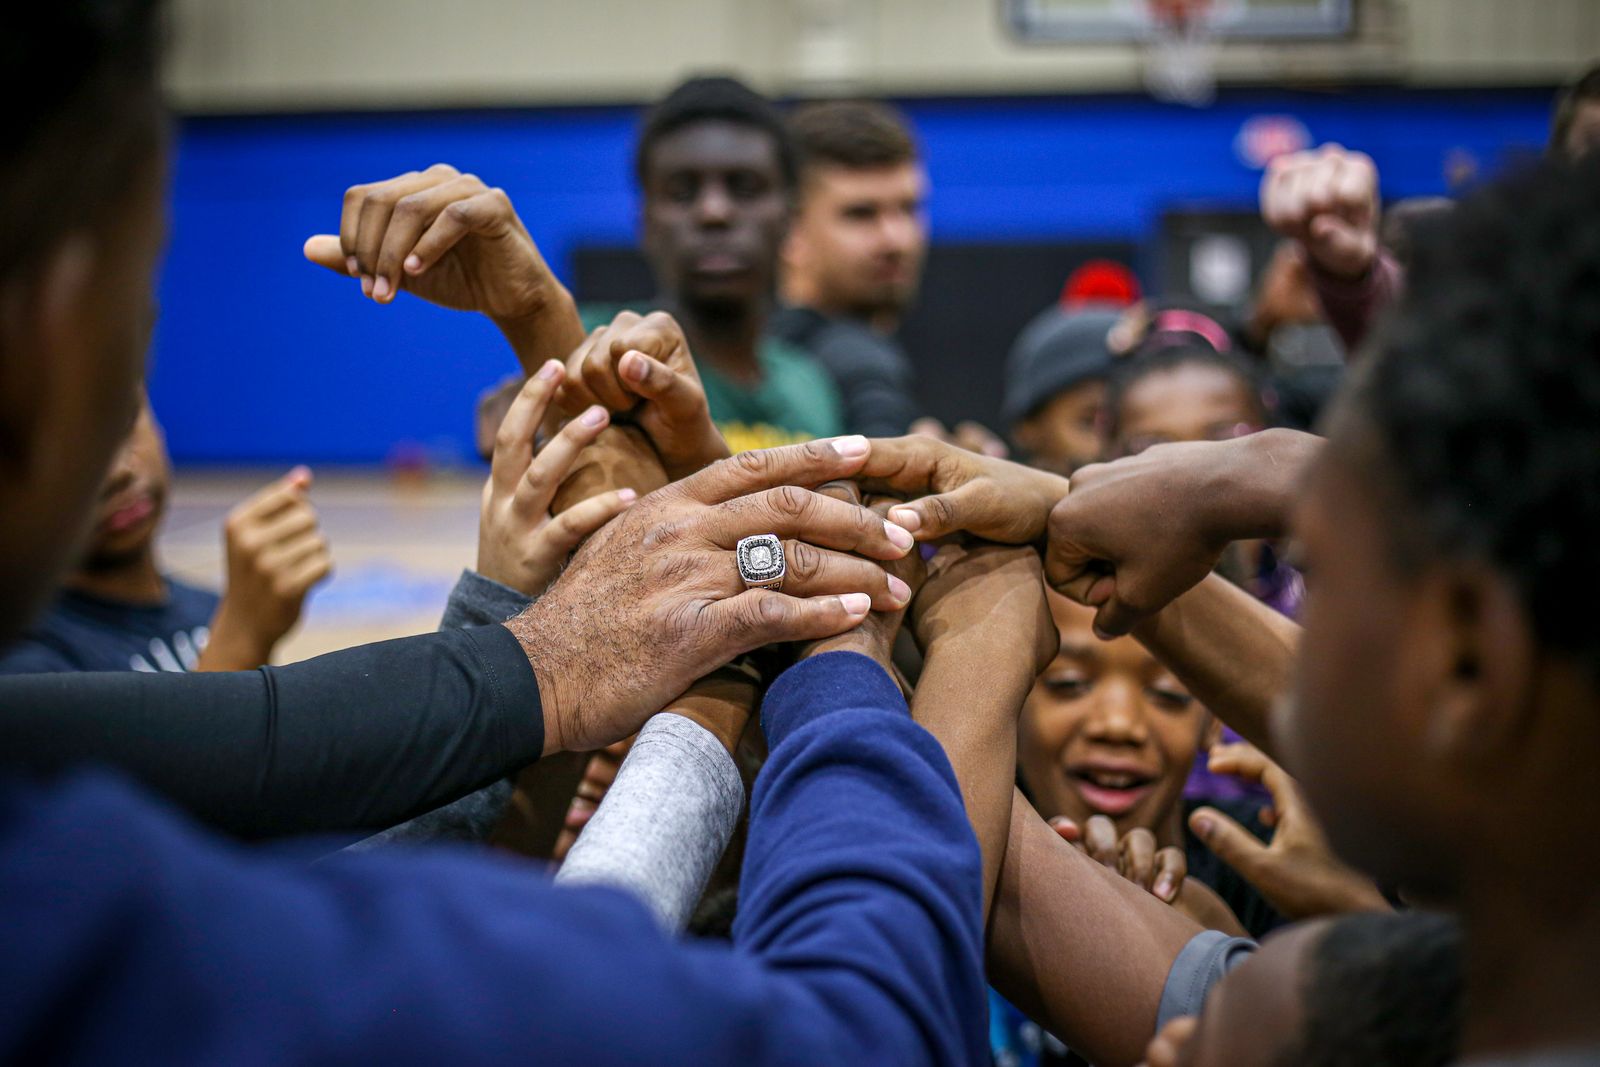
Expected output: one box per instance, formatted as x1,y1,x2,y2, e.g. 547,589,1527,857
688,247,751,276
1066,765,1157,817
101,490,156,534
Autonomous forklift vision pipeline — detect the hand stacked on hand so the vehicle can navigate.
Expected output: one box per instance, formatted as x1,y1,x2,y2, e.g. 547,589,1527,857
201,468,332,671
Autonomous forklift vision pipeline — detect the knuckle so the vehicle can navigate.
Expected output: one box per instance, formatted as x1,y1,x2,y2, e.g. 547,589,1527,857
392,193,425,219
786,541,820,581
769,484,810,519
731,449,771,480
426,162,458,175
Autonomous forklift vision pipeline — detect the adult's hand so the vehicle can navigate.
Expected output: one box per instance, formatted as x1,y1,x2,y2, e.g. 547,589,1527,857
558,311,730,480
505,436,917,754
854,435,1070,544
303,163,584,370
1046,429,1318,637
199,468,332,670
477,361,637,598
1192,742,1389,921
1260,144,1380,281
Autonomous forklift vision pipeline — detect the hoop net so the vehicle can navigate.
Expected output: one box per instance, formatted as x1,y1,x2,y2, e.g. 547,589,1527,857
1142,0,1219,107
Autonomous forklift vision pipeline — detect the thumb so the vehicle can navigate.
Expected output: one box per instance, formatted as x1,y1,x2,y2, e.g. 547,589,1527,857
619,351,704,420
708,590,871,651
1189,806,1268,880
303,235,348,275
1048,815,1082,844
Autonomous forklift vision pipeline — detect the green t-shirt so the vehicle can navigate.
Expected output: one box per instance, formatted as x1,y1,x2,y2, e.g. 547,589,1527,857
580,303,844,452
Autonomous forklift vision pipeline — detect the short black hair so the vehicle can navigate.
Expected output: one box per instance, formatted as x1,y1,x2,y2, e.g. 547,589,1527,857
1281,911,1462,1067
1,0,166,290
1103,343,1268,443
789,99,918,176
634,75,797,191
1550,63,1600,156
1347,151,1600,684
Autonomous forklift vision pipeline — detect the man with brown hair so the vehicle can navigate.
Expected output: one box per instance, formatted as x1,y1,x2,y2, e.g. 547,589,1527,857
773,100,926,436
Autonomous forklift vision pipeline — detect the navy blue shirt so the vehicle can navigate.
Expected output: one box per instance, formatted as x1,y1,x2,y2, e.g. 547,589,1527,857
0,651,986,1065
0,578,219,674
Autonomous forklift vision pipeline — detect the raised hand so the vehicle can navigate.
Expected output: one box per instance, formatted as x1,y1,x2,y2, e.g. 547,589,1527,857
303,164,584,371
1260,143,1381,281
505,436,918,755
557,311,730,480
854,435,1070,545
1192,742,1390,920
199,468,331,670
1045,429,1318,637
478,361,638,598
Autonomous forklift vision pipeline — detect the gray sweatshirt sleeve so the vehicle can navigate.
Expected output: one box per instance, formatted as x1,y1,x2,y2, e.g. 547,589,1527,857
554,712,745,932
345,570,536,851
1156,929,1259,1030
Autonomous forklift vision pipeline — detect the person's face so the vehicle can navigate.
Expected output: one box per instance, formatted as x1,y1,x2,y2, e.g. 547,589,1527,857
1562,99,1600,160
1112,363,1263,457
784,162,928,320
1278,430,1463,895
1172,920,1323,1067
0,150,166,639
1018,592,1215,840
79,394,172,570
1015,379,1106,477
641,121,790,311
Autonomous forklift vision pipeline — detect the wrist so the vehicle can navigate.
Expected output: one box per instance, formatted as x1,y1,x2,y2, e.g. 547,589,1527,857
1202,429,1311,544
201,605,274,670
491,284,584,373
923,632,1035,699
502,608,572,757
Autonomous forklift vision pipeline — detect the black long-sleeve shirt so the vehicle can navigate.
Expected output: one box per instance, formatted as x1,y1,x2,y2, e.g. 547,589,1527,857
0,625,543,839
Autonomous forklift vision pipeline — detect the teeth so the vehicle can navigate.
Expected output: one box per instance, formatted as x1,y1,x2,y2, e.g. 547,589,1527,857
1084,772,1142,789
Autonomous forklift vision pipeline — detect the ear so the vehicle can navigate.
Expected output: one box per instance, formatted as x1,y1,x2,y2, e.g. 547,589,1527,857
1417,562,1536,770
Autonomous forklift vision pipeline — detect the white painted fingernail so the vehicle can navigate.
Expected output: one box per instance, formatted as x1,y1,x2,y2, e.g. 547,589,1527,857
839,592,871,615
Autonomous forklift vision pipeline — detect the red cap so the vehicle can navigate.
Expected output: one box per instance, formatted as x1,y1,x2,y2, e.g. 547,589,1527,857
1061,260,1142,311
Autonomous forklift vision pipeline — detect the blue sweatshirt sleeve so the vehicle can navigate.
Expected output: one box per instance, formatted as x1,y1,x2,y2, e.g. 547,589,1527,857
1,651,986,1067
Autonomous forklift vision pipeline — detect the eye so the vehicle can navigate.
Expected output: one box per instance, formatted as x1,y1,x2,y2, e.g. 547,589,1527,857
1147,685,1194,712
1043,672,1091,699
842,204,876,223
727,170,770,200
662,174,697,204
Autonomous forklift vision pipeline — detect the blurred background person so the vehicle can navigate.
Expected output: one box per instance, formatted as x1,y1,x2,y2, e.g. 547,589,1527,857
773,99,927,436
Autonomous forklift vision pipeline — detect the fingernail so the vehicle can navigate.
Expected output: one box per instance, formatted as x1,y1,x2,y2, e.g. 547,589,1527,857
581,405,608,428
1192,816,1213,839
360,274,374,298
831,435,869,459
1154,876,1175,901
620,352,647,381
345,256,359,277
404,254,422,273
889,506,921,533
886,574,911,605
537,359,562,382
289,465,311,482
618,488,637,503
839,592,872,616
372,275,391,301
884,521,914,552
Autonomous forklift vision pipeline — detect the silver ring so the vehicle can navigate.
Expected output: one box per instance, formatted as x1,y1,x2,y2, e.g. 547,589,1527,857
736,534,786,591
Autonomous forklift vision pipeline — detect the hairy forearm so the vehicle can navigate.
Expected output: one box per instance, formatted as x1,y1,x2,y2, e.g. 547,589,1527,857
912,637,1033,918
1132,573,1300,757
987,792,1204,1067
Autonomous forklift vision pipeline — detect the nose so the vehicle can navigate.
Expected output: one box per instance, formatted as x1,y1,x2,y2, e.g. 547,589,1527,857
694,181,733,227
879,210,919,256
1082,679,1149,746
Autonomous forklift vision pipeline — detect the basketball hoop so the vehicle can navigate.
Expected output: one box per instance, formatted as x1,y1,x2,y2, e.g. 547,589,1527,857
1143,0,1219,107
